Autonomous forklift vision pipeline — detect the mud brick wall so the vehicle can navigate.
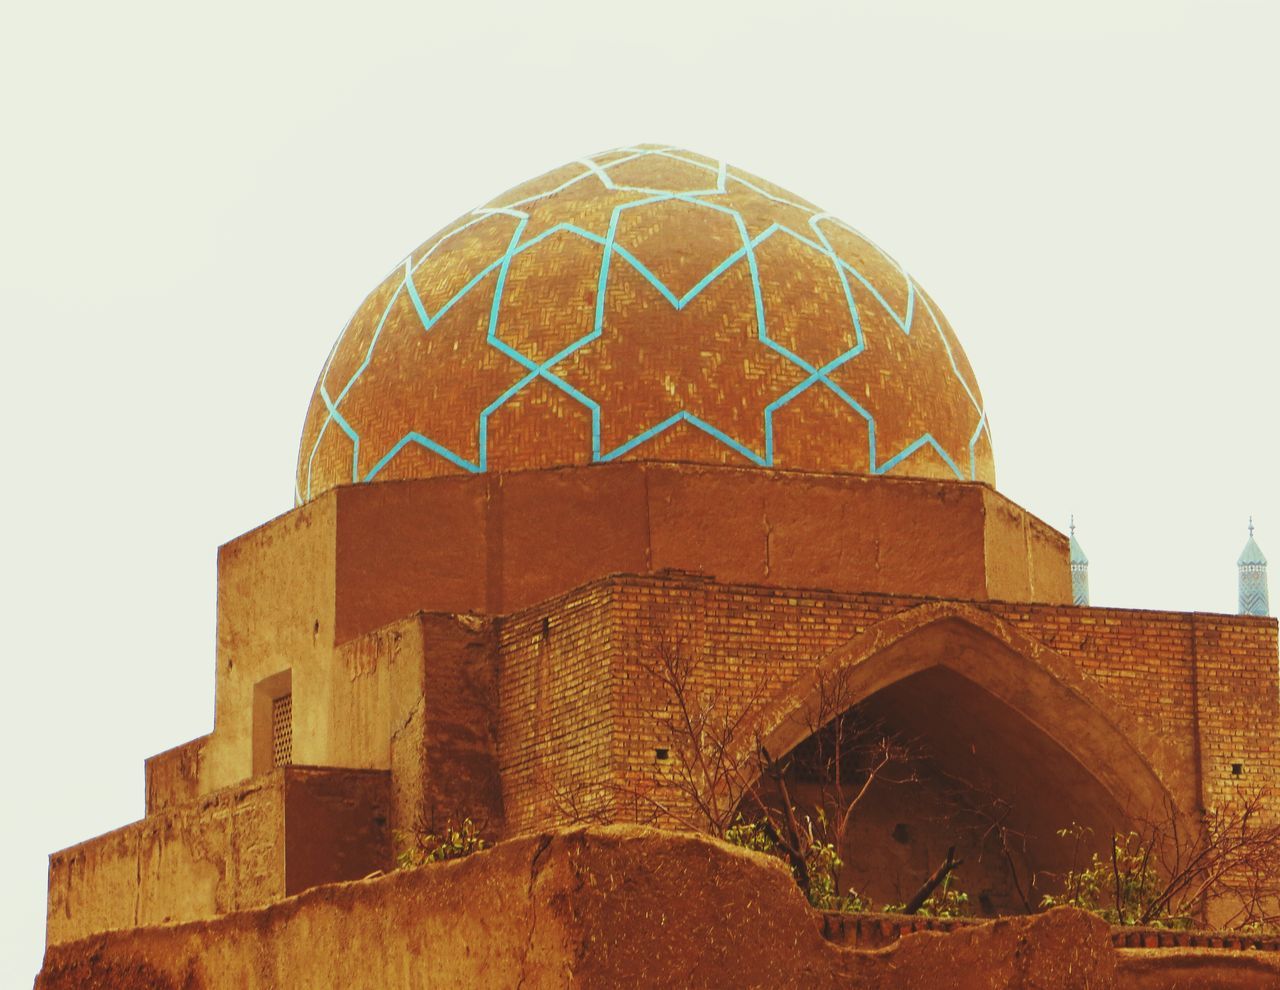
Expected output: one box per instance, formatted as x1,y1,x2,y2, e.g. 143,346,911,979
47,768,390,946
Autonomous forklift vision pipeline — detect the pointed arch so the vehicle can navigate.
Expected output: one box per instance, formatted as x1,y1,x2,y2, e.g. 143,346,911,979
751,601,1185,821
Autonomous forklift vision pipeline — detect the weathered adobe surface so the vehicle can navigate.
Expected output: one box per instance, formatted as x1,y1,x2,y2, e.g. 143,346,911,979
822,912,1280,953
36,827,1280,990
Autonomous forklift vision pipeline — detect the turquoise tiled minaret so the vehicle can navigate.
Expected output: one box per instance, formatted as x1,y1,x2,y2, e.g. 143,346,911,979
1069,516,1089,607
1238,518,1269,617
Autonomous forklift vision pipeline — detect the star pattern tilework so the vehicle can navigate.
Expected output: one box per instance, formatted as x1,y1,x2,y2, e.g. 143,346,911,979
295,145,996,504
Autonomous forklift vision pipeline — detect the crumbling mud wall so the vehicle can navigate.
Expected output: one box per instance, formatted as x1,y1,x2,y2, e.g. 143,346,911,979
46,767,390,947
36,827,1280,990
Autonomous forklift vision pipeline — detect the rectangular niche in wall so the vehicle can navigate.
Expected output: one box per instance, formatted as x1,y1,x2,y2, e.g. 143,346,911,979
253,669,293,775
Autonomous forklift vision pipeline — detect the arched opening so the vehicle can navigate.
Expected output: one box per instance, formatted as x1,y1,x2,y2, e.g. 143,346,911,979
744,605,1179,915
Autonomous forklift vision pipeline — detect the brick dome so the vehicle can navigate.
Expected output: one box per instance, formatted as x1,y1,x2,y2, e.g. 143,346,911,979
296,145,994,503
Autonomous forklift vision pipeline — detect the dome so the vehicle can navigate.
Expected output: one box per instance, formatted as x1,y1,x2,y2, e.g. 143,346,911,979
296,145,994,504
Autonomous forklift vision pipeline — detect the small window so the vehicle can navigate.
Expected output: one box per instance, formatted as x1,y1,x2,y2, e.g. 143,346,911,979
252,668,293,775
272,693,293,767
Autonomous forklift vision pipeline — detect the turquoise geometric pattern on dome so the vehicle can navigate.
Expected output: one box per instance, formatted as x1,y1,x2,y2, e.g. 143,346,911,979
297,145,993,504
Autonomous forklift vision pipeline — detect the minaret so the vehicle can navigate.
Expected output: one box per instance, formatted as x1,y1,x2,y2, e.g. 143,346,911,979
1069,516,1090,607
1238,518,1269,617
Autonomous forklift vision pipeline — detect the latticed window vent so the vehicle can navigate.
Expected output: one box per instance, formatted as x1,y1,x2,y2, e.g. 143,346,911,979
271,693,293,767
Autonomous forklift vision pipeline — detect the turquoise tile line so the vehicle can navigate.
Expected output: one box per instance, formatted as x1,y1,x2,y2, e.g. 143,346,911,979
301,147,989,503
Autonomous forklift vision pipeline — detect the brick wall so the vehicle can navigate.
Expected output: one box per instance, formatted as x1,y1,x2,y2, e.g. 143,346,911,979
989,602,1280,814
497,582,617,832
492,572,1280,833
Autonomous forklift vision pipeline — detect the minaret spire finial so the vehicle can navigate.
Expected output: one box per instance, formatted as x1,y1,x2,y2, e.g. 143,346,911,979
1069,516,1089,606
1249,516,1255,538
1070,514,1075,538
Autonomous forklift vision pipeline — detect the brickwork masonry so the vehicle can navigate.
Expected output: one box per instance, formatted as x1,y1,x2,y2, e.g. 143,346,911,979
494,572,1279,834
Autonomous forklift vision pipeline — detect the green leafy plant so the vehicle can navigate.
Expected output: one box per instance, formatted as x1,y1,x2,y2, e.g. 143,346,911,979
805,839,874,912
394,817,487,870
1040,823,1187,928
804,839,841,907
916,874,971,918
883,870,972,918
1040,792,1280,931
725,818,871,912
725,816,778,854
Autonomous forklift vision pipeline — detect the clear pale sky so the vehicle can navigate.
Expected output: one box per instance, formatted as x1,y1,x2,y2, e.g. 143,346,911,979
2,0,1276,983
